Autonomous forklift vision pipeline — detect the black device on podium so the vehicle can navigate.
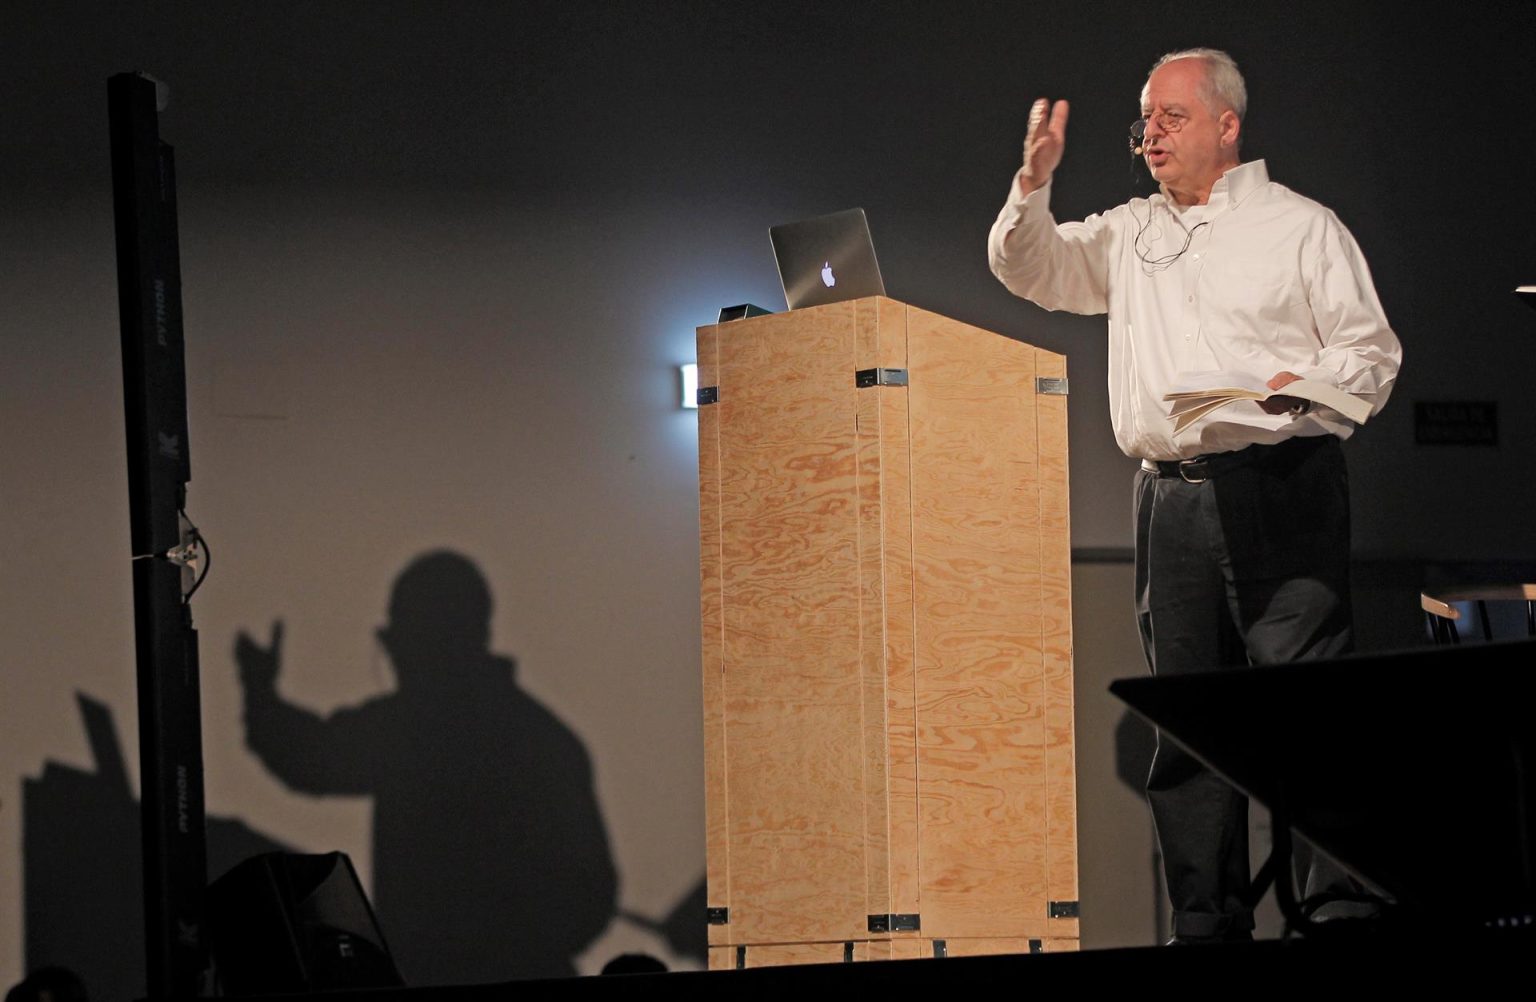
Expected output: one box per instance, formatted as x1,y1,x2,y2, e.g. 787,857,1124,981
109,71,209,996
1110,639,1536,933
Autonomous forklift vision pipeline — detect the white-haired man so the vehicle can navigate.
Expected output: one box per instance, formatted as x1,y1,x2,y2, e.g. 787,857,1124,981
988,48,1401,943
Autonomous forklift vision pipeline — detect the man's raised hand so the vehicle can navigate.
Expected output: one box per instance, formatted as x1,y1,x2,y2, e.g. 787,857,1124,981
1020,98,1069,194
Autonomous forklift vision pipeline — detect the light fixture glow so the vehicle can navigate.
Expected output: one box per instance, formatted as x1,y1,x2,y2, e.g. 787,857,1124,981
680,363,699,410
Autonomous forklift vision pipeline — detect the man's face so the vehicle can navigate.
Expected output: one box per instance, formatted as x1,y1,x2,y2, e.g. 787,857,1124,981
1139,58,1240,199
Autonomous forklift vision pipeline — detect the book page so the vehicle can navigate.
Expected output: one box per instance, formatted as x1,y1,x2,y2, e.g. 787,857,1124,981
1162,371,1372,426
1164,370,1269,398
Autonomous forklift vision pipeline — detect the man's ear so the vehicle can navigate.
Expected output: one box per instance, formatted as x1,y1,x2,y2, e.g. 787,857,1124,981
1220,109,1242,150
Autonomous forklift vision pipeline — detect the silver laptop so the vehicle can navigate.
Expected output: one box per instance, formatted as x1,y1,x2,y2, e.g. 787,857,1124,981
769,207,886,310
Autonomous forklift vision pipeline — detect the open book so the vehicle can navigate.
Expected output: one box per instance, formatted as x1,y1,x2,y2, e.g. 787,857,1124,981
1163,371,1372,434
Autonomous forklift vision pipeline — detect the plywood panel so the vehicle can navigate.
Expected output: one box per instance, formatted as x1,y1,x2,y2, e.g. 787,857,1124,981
867,939,928,961
1036,350,1081,931
856,374,892,924
853,298,915,924
709,945,842,971
929,936,1080,956
936,936,1045,958
907,306,1048,938
700,299,1075,960
698,322,730,948
876,308,921,921
724,936,1082,966
852,296,907,370
714,302,867,944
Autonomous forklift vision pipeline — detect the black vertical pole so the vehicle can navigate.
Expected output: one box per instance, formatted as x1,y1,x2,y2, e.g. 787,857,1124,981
108,71,208,998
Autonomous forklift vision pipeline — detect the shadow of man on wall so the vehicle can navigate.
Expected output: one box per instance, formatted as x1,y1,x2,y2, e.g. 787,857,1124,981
235,550,617,985
22,695,291,1001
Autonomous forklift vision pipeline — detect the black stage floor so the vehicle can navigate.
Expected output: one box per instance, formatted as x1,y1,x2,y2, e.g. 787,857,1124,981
215,927,1534,1000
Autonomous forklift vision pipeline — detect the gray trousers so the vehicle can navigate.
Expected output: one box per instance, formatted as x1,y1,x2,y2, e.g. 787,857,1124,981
1133,434,1355,939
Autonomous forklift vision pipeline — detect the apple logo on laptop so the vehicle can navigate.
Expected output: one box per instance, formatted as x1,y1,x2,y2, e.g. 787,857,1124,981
821,261,836,288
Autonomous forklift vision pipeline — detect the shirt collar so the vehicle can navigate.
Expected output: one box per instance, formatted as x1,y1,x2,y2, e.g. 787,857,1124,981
1218,159,1268,207
1158,159,1269,214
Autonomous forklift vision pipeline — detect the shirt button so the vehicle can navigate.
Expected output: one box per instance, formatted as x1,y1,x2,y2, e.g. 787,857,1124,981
1187,295,1194,303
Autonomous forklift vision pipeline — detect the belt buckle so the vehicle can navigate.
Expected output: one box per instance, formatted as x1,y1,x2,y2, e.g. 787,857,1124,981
1178,458,1209,484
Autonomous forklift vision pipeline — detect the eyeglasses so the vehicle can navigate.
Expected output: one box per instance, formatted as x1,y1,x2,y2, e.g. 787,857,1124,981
1128,111,1190,153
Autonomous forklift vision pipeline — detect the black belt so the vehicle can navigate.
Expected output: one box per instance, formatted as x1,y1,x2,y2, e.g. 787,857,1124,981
1140,436,1329,484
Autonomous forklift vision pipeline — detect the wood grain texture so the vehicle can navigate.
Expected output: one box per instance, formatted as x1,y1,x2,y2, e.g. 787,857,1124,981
715,301,867,944
878,308,921,921
854,297,914,924
697,321,730,948
698,299,1077,957
940,936,1055,958
868,939,928,961
739,941,863,967
907,306,1049,938
712,936,1078,969
1035,349,1080,921
856,366,893,923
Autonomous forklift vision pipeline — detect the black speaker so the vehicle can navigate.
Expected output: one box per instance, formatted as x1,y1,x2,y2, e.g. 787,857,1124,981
207,851,403,994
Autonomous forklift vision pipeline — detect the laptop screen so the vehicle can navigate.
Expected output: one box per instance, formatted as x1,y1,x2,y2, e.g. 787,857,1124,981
769,207,886,310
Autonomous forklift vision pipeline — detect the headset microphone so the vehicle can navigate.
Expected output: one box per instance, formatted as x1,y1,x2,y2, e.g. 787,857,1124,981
1128,119,1147,157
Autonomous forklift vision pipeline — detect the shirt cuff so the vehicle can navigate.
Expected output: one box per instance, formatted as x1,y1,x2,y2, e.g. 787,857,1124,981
995,176,1051,243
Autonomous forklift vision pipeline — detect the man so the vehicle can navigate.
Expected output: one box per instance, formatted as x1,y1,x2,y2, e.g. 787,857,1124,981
988,49,1401,943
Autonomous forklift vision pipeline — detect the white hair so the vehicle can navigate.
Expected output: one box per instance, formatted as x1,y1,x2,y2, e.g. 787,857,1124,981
1141,47,1248,121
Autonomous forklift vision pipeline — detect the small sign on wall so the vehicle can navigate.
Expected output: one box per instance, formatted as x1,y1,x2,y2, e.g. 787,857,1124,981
1414,401,1498,445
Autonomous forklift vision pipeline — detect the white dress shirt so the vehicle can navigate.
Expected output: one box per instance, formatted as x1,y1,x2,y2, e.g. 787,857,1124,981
988,159,1401,461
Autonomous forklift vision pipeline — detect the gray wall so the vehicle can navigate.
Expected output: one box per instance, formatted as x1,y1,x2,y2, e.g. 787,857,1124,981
3,1,1533,992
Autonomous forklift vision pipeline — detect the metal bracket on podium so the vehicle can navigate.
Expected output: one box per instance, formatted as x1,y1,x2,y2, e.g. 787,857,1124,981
1037,377,1069,395
868,913,921,932
856,368,908,388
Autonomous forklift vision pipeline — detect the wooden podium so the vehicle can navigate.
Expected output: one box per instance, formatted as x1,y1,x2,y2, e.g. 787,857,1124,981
696,297,1077,968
